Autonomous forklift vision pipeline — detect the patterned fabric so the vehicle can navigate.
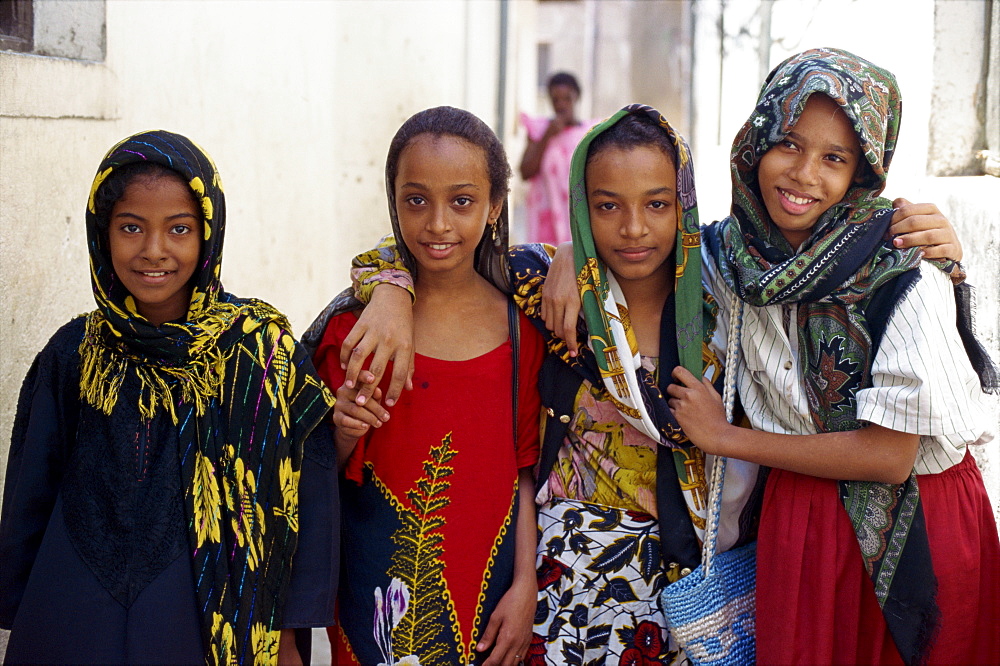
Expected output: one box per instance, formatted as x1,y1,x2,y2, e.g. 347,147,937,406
81,131,333,665
532,498,688,666
520,113,595,245
568,105,706,446
702,48,939,663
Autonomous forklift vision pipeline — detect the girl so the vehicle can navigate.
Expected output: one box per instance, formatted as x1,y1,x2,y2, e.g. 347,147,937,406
329,106,764,664
0,131,337,665
669,48,1000,664
309,107,544,666
519,71,595,245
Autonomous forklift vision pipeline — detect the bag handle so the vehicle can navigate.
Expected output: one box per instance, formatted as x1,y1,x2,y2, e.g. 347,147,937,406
702,292,743,574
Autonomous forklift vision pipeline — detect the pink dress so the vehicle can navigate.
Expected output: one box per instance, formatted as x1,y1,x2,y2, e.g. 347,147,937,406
520,113,594,245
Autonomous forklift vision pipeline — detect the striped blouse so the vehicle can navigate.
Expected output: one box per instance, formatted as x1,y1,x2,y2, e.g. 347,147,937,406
703,247,993,476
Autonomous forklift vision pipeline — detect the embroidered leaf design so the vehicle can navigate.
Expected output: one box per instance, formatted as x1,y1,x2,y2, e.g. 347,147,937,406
585,535,639,574
251,622,281,666
387,433,458,664
193,450,222,547
638,535,660,584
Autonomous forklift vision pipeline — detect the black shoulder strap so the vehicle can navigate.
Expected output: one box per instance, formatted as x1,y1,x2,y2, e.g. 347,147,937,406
508,299,520,448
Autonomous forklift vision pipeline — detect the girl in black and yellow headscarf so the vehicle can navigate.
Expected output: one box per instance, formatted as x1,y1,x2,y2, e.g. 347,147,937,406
0,130,336,665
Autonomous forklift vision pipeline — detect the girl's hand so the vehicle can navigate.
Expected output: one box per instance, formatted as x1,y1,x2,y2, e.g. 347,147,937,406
340,284,415,407
666,367,731,454
540,241,581,356
476,576,536,665
277,629,303,666
332,383,389,442
890,198,963,261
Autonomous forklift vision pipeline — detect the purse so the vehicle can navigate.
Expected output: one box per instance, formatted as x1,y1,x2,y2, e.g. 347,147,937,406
659,293,756,665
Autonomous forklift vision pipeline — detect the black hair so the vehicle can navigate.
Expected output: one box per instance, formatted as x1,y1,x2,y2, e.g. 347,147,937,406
386,106,511,207
547,71,581,96
585,112,676,168
93,161,196,231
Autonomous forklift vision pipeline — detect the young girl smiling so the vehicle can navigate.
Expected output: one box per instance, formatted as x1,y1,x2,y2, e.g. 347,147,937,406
670,48,1000,664
0,131,336,664
310,107,544,666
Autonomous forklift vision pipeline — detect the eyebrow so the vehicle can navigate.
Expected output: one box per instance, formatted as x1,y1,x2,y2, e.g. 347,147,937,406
399,182,482,191
113,211,199,221
591,186,676,198
786,130,858,156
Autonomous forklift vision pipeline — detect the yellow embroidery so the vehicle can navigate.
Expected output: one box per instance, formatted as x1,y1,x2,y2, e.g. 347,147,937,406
224,448,266,571
193,450,223,547
273,456,300,532
251,623,281,666
211,613,238,666
387,434,458,664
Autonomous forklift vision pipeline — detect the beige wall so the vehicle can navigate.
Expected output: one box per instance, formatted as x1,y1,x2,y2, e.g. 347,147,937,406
0,0,534,507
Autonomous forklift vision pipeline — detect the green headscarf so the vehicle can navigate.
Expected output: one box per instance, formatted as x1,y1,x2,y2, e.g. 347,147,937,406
569,104,709,444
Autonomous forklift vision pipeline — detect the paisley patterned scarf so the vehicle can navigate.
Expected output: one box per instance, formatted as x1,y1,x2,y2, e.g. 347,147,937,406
703,48,939,663
82,131,332,664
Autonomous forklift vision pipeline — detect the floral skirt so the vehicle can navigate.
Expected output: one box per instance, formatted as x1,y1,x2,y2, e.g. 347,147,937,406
530,498,689,666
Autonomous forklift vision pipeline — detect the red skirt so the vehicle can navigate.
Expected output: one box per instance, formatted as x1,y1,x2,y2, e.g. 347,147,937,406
757,452,1000,665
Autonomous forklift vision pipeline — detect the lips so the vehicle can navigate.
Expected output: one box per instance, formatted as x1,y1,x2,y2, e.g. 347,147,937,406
420,241,458,259
776,187,819,214
616,247,655,262
132,269,177,285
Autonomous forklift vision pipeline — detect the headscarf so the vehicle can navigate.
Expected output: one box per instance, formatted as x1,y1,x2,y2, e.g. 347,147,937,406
569,104,710,445
551,104,719,558
82,130,332,665
704,48,938,663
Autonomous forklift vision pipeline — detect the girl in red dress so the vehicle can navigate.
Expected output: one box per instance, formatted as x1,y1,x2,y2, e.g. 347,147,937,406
312,107,545,666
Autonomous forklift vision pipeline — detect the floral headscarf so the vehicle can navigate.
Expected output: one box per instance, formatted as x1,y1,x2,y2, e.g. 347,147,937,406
82,130,332,665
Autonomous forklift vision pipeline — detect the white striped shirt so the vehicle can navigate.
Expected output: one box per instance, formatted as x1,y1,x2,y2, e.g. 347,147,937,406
704,246,993,475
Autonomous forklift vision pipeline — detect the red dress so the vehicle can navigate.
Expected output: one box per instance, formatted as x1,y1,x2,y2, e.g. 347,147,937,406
757,452,1000,664
314,309,544,665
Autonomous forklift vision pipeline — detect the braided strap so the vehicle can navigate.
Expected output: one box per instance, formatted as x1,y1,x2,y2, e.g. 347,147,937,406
702,292,743,574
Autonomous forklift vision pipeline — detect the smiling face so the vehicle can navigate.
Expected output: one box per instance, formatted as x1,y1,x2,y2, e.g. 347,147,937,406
757,93,862,248
394,134,503,282
108,173,203,326
586,145,678,293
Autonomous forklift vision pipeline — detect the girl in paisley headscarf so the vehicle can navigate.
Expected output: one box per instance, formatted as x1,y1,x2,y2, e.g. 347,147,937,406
0,130,336,665
669,48,1000,664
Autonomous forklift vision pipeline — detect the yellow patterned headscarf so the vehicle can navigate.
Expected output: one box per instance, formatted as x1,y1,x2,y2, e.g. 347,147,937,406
82,130,333,665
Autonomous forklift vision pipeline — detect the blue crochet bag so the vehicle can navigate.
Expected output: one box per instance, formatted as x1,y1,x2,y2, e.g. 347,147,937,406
660,295,755,665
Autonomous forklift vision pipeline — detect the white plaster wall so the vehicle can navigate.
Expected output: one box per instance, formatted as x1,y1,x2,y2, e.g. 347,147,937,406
0,0,529,518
